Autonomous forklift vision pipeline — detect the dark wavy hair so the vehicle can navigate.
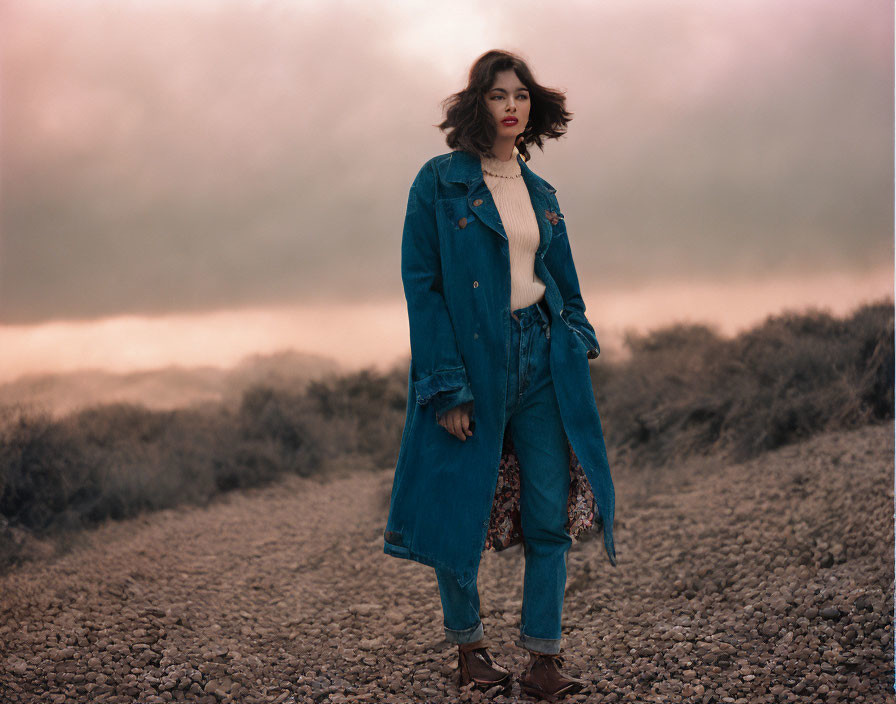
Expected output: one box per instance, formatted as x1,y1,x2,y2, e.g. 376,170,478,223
438,50,573,161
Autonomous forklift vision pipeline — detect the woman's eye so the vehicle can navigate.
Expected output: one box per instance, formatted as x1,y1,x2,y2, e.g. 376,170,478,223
517,94,528,100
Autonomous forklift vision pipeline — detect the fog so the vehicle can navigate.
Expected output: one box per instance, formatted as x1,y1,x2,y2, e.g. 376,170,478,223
0,0,892,378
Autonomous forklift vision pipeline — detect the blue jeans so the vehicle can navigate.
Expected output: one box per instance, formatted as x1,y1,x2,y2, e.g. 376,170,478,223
434,298,572,655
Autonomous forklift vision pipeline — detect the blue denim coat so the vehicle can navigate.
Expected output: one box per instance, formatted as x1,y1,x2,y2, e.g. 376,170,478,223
383,149,616,587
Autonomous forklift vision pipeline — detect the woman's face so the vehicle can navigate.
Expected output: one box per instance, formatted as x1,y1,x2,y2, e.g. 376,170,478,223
485,69,530,146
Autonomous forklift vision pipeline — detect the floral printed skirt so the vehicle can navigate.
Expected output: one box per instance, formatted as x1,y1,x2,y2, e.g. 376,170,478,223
483,430,601,552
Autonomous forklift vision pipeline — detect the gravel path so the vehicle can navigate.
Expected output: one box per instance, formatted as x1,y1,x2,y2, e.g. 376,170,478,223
1,421,893,703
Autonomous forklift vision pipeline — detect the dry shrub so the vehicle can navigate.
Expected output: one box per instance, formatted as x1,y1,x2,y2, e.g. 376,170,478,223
602,298,893,468
0,299,890,572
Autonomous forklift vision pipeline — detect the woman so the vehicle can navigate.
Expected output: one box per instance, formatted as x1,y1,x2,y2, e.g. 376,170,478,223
383,49,617,701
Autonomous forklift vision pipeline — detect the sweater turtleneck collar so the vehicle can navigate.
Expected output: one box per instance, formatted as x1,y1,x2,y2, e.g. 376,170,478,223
481,145,522,179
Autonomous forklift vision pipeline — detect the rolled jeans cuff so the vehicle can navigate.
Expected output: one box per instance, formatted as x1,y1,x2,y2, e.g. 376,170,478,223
516,632,562,655
444,619,483,645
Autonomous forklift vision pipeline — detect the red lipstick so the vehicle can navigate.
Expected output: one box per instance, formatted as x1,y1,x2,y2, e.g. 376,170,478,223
501,117,518,125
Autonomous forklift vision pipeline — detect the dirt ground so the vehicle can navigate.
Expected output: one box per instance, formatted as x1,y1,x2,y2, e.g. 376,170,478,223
0,421,893,703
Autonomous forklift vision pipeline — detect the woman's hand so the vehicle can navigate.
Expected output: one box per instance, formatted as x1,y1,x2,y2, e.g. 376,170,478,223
437,400,474,442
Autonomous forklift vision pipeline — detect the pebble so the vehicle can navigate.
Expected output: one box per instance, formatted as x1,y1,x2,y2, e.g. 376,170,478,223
0,423,890,703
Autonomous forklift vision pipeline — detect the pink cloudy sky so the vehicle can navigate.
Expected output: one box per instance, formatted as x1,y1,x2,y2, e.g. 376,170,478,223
0,0,893,382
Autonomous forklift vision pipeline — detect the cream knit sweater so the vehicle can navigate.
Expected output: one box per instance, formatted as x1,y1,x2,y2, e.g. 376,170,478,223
480,146,547,311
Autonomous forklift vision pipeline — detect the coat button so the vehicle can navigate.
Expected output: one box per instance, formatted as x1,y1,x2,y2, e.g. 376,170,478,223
473,199,483,207
473,280,479,288
458,217,467,228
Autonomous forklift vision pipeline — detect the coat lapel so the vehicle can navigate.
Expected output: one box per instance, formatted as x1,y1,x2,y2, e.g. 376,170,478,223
440,149,555,258
519,158,556,260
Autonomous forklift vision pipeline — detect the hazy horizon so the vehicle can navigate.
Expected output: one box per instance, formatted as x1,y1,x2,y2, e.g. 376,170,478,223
0,272,890,386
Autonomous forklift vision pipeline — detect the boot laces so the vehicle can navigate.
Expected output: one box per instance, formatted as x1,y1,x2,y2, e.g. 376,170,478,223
459,643,494,667
546,653,565,669
527,651,565,673
472,648,493,666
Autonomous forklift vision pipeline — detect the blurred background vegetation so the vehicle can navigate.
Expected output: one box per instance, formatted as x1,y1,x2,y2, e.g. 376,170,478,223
0,298,891,573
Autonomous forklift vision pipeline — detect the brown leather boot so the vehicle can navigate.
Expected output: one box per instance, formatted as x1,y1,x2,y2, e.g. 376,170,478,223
518,649,588,702
456,639,512,692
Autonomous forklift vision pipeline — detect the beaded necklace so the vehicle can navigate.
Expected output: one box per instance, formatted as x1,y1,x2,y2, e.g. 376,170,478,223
481,147,523,179
481,166,522,179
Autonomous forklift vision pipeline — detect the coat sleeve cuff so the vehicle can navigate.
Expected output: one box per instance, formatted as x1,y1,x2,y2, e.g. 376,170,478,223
432,383,475,417
413,366,473,408
570,326,601,359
